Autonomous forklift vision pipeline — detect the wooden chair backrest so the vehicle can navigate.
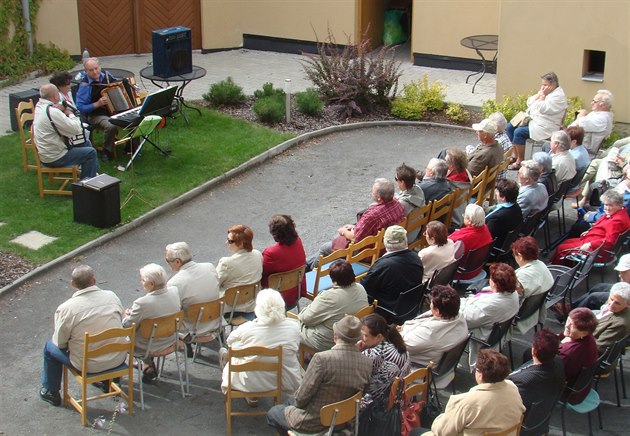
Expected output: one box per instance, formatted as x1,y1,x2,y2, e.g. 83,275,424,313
312,246,352,297
406,202,432,251
354,299,378,319
268,265,306,292
223,283,259,308
483,164,500,206
186,300,222,326
468,166,488,206
16,99,37,172
429,191,455,229
447,187,469,228
139,310,183,340
346,229,384,278
403,362,433,403
320,390,362,428
81,325,135,373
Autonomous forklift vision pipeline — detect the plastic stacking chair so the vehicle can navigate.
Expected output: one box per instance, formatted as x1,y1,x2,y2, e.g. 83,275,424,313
470,317,516,369
591,229,630,282
225,345,282,436
267,265,306,312
520,388,565,436
376,282,427,324
137,311,188,410
594,332,630,409
453,240,494,290
431,332,472,395
62,325,135,426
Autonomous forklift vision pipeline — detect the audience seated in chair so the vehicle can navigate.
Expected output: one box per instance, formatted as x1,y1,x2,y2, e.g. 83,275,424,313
33,84,99,179
448,204,493,280
415,158,453,202
418,221,456,283
360,225,423,313
165,241,220,357
568,89,614,158
424,349,525,435
592,282,630,353
261,215,307,307
558,308,599,404
532,151,558,196
485,178,523,250
573,254,630,310
566,125,591,175
39,265,127,407
550,190,630,264
307,178,404,270
220,289,302,402
400,285,468,369
217,224,263,314
517,160,549,219
508,328,565,435
122,263,181,383
298,261,368,352
549,130,577,185
460,263,520,367
395,163,426,242
358,313,411,405
445,147,472,183
467,118,504,177
266,315,372,435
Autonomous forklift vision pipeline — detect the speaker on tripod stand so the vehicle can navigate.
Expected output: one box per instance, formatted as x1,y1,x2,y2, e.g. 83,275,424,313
152,26,192,78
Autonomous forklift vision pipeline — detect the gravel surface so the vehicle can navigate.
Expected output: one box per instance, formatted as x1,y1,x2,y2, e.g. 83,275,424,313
1,101,482,290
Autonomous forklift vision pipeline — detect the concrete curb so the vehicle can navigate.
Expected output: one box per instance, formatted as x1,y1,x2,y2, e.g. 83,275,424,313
0,120,471,297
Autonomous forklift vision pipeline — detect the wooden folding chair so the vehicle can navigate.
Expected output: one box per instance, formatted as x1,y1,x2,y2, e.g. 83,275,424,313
354,299,379,319
63,325,135,426
429,192,455,229
30,128,79,197
468,167,488,206
346,229,384,280
225,345,283,436
305,246,352,299
405,202,432,251
185,299,224,363
15,99,37,172
223,283,259,333
268,265,306,312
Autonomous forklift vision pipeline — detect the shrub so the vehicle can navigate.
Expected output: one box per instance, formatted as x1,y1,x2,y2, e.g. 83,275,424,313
253,96,285,123
254,82,285,100
302,28,402,118
295,88,323,116
202,77,246,106
391,75,446,120
481,93,530,121
564,96,585,126
445,103,470,123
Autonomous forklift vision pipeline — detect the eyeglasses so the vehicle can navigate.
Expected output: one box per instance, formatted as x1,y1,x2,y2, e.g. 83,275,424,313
592,99,603,104
227,239,236,244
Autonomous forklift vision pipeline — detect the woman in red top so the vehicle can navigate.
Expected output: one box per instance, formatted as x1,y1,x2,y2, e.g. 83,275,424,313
449,204,493,279
261,215,307,307
445,148,472,183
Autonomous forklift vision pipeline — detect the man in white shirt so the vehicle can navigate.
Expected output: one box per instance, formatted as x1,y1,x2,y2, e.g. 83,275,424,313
549,130,576,184
569,90,614,157
33,84,98,179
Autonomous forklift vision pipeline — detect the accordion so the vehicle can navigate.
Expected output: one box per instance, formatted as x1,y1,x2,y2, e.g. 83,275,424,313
100,76,142,115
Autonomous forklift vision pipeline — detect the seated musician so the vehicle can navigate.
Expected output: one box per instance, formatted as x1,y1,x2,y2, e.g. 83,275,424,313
76,57,120,162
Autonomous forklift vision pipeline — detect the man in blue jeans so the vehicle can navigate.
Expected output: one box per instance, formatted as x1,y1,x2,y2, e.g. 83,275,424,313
33,84,99,180
40,265,126,406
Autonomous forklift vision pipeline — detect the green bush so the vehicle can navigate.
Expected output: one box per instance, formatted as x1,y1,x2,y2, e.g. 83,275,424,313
391,75,446,120
295,88,323,116
601,130,623,150
203,77,246,106
253,95,285,123
254,82,285,100
445,103,470,123
564,96,585,126
481,94,530,121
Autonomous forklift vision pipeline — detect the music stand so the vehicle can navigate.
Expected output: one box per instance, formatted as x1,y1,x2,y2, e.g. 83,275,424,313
115,115,169,172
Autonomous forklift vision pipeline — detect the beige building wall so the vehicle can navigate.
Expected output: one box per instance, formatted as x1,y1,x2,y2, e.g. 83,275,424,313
497,1,629,123
411,0,500,58
200,0,358,49
35,0,81,55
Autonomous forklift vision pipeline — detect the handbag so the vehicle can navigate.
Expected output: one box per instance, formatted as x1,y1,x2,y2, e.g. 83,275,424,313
359,380,404,436
509,111,530,128
401,399,422,436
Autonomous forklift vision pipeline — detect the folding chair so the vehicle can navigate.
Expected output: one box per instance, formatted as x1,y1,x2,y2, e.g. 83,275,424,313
288,390,362,436
345,229,384,280
115,115,170,171
376,282,427,324
223,283,259,333
267,265,306,312
185,299,224,363
62,325,135,426
15,99,37,172
353,299,379,319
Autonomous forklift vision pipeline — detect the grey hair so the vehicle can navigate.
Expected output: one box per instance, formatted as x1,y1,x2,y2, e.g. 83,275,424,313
610,282,630,305
551,130,571,151
83,57,100,68
140,263,168,289
520,160,541,182
464,204,486,227
254,288,286,324
603,189,624,206
541,72,559,85
427,158,448,178
165,241,192,264
532,152,553,173
489,112,508,132
72,265,95,289
596,90,613,108
373,178,395,201
384,238,408,252
40,83,58,100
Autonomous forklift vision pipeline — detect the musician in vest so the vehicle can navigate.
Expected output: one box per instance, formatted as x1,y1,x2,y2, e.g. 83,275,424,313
76,57,119,162
33,84,99,179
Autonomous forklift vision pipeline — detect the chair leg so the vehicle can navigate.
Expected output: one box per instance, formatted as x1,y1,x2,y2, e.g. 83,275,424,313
174,348,186,399
620,357,627,399
614,368,621,407
508,340,514,370
226,394,232,436
81,374,88,426
184,347,190,395
561,404,567,436
137,364,145,410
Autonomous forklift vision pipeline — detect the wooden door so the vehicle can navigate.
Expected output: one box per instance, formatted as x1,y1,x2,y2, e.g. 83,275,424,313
357,0,385,49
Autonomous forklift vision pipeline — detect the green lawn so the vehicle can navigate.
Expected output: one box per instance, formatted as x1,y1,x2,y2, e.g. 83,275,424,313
1,106,294,264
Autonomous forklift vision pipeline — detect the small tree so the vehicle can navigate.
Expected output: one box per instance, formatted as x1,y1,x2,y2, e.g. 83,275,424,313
302,28,402,118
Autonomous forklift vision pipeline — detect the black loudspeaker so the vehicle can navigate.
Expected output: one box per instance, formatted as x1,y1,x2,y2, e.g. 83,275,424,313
72,175,121,228
152,26,192,78
9,88,40,131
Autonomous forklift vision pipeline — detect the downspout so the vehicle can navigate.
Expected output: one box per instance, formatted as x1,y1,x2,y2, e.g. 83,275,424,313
21,0,34,56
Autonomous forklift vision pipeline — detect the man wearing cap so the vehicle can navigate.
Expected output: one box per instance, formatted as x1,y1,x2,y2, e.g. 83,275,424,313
360,225,424,314
573,253,630,310
593,282,630,353
467,118,504,177
266,315,372,434
39,265,126,407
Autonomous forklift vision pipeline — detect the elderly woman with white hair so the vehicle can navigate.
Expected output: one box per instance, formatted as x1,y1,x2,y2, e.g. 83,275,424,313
593,282,630,353
448,204,493,279
220,289,302,403
532,151,558,196
123,263,181,382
